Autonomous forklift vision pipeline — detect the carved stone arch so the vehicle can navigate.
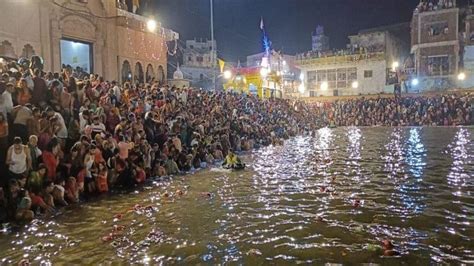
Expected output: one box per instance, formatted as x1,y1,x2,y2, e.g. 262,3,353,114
157,65,165,84
122,60,132,82
146,63,155,83
134,61,144,84
21,44,36,58
60,14,97,41
0,40,17,59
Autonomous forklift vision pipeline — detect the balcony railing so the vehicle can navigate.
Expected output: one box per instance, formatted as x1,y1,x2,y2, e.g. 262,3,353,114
296,52,385,66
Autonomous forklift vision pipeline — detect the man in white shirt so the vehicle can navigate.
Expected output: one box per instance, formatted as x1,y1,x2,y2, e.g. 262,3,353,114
111,81,121,103
0,82,13,117
46,107,68,139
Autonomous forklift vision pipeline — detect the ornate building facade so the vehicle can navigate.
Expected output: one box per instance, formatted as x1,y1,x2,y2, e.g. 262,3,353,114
0,0,178,83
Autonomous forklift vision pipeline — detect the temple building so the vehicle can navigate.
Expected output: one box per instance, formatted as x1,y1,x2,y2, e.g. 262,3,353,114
0,0,178,83
296,23,410,97
246,51,299,98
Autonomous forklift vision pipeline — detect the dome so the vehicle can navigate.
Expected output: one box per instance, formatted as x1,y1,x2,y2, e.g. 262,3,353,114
173,64,184,79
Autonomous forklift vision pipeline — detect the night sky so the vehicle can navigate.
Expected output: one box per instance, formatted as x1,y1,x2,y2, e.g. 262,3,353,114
146,0,422,62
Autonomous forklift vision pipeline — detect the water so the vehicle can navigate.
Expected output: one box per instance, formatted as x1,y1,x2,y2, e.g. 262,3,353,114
0,127,473,264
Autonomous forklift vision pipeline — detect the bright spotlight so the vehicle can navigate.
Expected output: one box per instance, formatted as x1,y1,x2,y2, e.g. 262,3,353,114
299,73,304,81
392,61,399,70
223,70,232,79
351,81,359,89
298,83,305,94
457,72,466,81
411,78,419,86
320,81,328,90
283,60,287,66
260,68,268,77
147,19,157,32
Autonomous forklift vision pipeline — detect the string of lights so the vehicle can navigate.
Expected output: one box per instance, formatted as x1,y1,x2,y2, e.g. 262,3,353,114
124,15,178,62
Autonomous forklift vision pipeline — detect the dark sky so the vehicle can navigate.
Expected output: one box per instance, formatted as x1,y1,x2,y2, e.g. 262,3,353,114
147,0,420,62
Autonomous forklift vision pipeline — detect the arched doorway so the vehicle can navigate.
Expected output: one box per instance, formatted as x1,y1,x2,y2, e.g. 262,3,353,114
135,62,144,84
157,65,165,84
121,60,132,82
146,64,155,83
21,44,36,58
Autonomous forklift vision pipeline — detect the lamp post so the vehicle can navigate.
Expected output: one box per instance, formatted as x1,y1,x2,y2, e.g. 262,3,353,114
210,0,216,91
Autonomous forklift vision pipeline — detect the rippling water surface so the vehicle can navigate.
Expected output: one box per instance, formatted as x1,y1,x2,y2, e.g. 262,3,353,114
1,127,473,264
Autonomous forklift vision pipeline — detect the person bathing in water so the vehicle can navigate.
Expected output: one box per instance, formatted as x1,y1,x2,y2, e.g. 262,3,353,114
222,150,245,170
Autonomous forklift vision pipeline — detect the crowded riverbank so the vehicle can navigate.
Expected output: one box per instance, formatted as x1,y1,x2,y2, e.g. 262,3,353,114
0,59,473,226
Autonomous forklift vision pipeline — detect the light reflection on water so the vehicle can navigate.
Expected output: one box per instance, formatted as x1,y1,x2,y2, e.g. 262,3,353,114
0,127,473,264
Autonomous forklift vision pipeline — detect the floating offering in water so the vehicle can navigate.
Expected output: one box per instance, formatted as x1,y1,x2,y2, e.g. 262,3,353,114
315,216,326,223
113,225,125,232
200,192,213,198
101,234,113,242
246,248,262,256
113,213,123,220
18,259,29,266
176,189,184,196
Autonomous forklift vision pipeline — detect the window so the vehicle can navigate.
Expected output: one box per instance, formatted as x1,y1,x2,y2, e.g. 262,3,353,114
348,68,357,80
336,69,347,88
310,91,317,97
197,56,203,62
427,56,450,76
427,22,449,36
364,70,373,78
188,56,192,62
308,71,317,84
190,45,194,49
317,71,326,82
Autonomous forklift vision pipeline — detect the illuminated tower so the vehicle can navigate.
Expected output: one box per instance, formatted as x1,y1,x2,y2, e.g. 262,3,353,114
312,25,329,52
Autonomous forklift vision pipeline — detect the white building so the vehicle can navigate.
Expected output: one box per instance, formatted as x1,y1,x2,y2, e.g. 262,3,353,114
181,39,218,89
296,23,410,97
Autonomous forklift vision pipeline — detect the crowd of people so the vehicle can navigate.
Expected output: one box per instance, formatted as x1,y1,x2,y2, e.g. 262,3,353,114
296,45,384,61
0,57,472,224
309,94,473,127
0,58,317,224
414,0,456,13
